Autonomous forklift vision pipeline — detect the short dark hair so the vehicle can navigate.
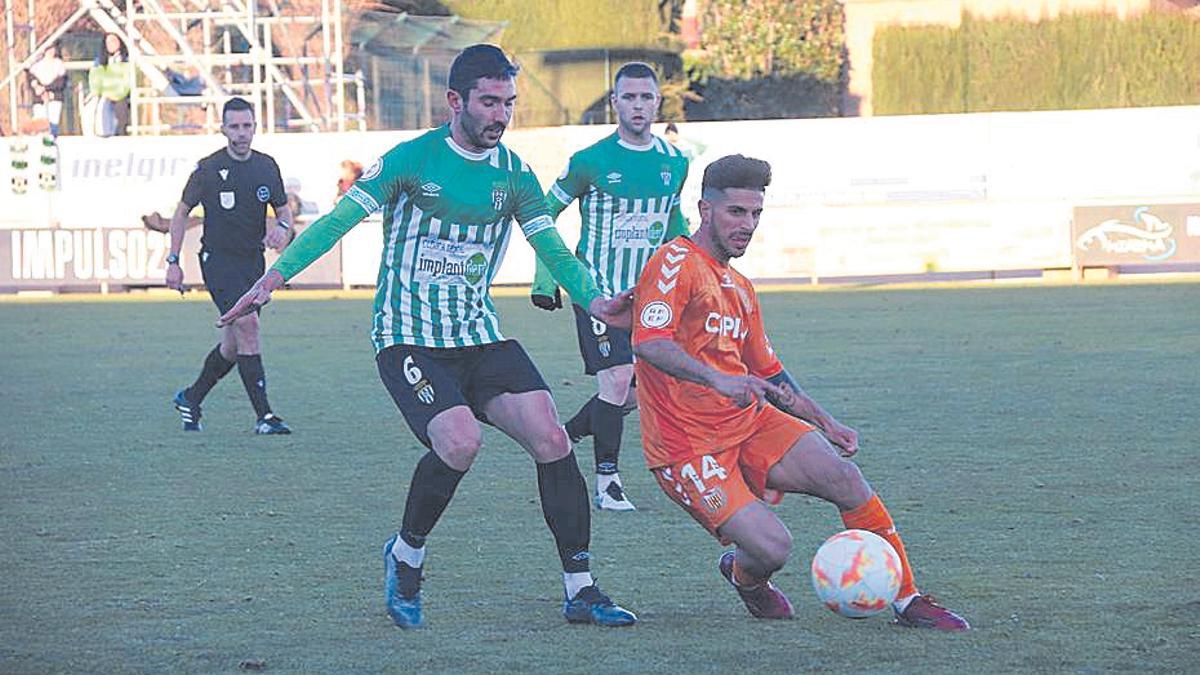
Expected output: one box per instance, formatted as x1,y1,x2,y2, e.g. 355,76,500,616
701,154,772,199
614,61,658,88
222,97,253,122
448,44,519,97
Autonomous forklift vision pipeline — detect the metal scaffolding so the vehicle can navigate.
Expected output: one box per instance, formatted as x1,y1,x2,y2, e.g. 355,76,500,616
3,0,364,135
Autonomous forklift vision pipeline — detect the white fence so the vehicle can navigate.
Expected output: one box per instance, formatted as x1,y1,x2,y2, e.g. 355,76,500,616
3,104,1198,289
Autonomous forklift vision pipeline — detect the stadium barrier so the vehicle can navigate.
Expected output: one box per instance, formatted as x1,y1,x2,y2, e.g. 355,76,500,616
3,105,1198,292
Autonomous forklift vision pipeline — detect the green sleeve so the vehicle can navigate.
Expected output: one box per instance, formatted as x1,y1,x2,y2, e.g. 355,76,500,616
527,228,601,309
270,197,368,281
665,202,690,240
531,156,589,296
665,158,690,240
531,254,559,297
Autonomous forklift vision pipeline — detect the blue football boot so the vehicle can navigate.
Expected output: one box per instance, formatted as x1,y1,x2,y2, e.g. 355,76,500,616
254,413,291,435
173,390,202,431
563,584,637,627
383,534,423,629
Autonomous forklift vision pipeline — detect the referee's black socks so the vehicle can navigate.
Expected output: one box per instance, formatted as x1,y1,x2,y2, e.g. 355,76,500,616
187,344,235,404
236,353,272,419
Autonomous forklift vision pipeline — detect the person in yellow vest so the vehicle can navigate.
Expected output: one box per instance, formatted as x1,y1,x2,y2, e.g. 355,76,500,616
87,33,131,136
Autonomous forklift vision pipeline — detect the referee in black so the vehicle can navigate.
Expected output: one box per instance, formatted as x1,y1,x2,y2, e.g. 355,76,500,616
165,97,293,434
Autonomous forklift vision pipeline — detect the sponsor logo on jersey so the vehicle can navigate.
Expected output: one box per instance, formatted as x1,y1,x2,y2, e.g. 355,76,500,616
606,172,622,184
416,251,489,286
420,181,442,197
647,220,665,243
256,185,270,202
219,190,235,209
705,312,748,339
218,168,229,181
640,300,673,328
361,158,382,181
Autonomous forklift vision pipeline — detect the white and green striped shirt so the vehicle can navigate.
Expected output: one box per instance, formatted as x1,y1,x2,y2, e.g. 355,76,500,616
542,133,690,296
342,126,553,349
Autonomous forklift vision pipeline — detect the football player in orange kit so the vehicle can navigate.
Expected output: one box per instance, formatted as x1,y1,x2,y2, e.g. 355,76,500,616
630,154,969,630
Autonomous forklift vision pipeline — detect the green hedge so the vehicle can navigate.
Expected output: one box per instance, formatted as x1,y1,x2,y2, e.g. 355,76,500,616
873,12,1200,115
445,0,664,51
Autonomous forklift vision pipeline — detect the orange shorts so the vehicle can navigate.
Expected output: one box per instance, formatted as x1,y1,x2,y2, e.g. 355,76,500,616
651,406,814,544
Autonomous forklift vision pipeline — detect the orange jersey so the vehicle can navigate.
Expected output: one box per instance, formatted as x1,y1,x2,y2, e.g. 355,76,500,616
632,237,784,468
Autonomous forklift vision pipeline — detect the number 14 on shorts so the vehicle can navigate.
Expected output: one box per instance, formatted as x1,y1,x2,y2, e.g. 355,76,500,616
659,455,728,508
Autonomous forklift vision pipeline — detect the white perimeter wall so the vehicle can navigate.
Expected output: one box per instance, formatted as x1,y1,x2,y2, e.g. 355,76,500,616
3,104,1198,286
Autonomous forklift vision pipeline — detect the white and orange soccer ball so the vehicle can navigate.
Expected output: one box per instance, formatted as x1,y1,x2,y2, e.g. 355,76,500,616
811,529,902,618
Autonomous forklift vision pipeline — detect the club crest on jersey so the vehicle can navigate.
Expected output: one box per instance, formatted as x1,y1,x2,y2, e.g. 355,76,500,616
361,158,382,181
660,167,671,186
598,336,611,358
492,185,507,211
219,190,235,209
256,185,270,202
701,486,727,513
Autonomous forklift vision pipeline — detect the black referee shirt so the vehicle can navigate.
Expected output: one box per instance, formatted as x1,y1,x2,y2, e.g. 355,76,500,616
182,148,287,255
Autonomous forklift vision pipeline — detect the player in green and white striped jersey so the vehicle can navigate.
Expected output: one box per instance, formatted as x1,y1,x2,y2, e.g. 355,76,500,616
530,62,690,512
218,45,637,630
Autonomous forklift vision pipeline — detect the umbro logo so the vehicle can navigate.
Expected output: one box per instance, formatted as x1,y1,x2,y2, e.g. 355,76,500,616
420,182,442,197
218,168,229,181
606,172,622,184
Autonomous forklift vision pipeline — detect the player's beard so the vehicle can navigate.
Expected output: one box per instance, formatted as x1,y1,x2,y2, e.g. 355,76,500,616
461,108,505,150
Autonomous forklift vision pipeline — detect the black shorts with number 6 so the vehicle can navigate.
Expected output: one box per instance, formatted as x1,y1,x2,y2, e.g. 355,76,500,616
571,303,634,375
376,340,550,448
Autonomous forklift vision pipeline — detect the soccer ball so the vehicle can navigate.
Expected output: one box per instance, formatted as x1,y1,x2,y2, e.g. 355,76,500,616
810,529,901,618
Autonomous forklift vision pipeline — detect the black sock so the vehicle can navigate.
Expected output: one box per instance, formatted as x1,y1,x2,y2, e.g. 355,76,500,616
565,395,598,443
186,344,235,404
593,399,624,475
400,451,467,551
236,354,271,419
536,452,591,573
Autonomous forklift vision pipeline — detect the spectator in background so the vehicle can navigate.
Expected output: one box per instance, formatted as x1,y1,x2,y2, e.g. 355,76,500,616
88,33,131,136
336,159,363,197
29,44,66,136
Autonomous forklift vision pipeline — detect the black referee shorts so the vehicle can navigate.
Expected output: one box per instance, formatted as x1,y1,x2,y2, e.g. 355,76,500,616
376,339,550,449
199,249,264,316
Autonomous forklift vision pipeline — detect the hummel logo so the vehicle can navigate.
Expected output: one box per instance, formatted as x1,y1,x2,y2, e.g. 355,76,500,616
720,273,736,288
218,168,229,181
668,242,688,253
606,172,622,184
657,279,676,293
664,252,686,265
660,264,681,279
420,182,442,197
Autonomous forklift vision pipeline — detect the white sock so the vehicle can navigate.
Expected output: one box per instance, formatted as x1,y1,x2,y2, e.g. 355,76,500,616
390,535,425,568
564,571,594,599
893,593,917,613
596,473,620,493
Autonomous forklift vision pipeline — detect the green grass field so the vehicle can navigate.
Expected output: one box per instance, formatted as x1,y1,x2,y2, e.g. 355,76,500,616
2,282,1197,673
